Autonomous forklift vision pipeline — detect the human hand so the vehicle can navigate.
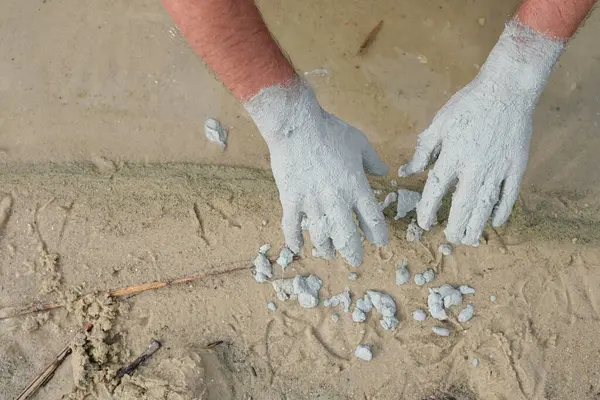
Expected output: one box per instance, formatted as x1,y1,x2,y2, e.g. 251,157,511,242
245,79,388,266
399,21,564,245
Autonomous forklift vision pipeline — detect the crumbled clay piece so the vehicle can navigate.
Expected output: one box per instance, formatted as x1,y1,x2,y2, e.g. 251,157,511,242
366,290,399,330
259,244,271,255
459,285,476,295
422,269,435,283
352,308,367,323
332,312,340,322
427,290,448,320
276,246,294,269
301,215,309,231
414,273,426,286
272,278,296,301
458,304,474,322
323,287,351,312
312,246,335,259
395,259,410,285
253,253,273,283
293,275,322,309
490,295,497,302
373,189,383,195
267,302,277,312
348,272,358,281
204,118,227,150
406,219,424,242
432,326,451,337
355,345,373,361
413,309,427,321
395,190,422,220
443,290,463,308
473,359,479,367
439,243,453,256
380,192,398,211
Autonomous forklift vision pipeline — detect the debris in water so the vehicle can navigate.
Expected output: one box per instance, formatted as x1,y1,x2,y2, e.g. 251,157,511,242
355,344,373,361
304,68,329,76
395,259,410,285
204,118,227,150
357,20,384,56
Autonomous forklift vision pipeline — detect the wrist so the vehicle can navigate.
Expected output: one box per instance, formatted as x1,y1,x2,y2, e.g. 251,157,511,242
244,77,322,144
478,19,564,99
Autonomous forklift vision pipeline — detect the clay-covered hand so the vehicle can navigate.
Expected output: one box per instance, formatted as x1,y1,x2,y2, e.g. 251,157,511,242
245,79,388,266
399,20,564,245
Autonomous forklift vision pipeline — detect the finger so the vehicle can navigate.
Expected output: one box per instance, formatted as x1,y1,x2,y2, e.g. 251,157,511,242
444,170,485,244
362,138,388,176
462,177,502,246
491,169,524,227
305,205,336,259
281,204,304,254
355,195,388,246
328,207,364,267
416,152,457,230
398,127,442,177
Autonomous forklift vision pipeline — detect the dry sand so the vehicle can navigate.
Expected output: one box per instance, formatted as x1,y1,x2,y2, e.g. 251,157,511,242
1,0,600,399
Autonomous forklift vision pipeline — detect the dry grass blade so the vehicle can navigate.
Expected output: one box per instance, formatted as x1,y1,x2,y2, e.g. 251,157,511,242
357,20,384,56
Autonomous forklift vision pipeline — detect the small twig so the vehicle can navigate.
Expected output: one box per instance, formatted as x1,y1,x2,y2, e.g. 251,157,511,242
16,322,93,400
0,261,250,321
357,20,384,56
116,339,161,379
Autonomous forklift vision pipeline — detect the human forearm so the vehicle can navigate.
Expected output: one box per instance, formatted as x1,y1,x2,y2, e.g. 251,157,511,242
517,0,597,38
162,0,296,100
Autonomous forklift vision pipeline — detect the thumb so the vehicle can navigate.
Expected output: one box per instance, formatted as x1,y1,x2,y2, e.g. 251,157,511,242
362,139,388,176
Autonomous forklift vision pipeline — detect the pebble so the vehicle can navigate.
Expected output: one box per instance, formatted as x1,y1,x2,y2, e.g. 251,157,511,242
276,246,294,269
332,312,340,323
478,17,486,26
413,309,427,321
395,259,410,285
352,308,367,323
459,285,476,295
348,272,358,281
473,359,480,367
355,345,373,361
253,253,273,283
432,326,451,337
458,304,474,322
267,302,277,312
439,243,453,256
490,295,497,302
395,190,422,220
422,269,435,284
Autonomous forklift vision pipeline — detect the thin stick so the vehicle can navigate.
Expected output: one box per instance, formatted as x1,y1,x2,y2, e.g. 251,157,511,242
116,339,161,379
0,262,250,321
357,20,384,56
16,322,93,400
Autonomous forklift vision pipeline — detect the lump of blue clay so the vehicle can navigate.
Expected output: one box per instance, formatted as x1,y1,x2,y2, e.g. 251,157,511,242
413,309,427,321
352,308,367,323
276,246,294,269
267,302,277,312
259,243,271,255
253,253,272,283
348,272,358,281
473,359,479,367
406,219,424,242
204,118,227,150
379,192,397,211
293,275,322,309
395,190,421,220
427,290,448,320
439,243,453,256
422,269,435,284
272,278,295,301
395,259,410,285
355,345,373,361
414,273,426,286
352,294,373,323
366,290,399,330
323,287,351,312
459,285,476,295
458,304,474,322
433,284,463,308
432,326,451,337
